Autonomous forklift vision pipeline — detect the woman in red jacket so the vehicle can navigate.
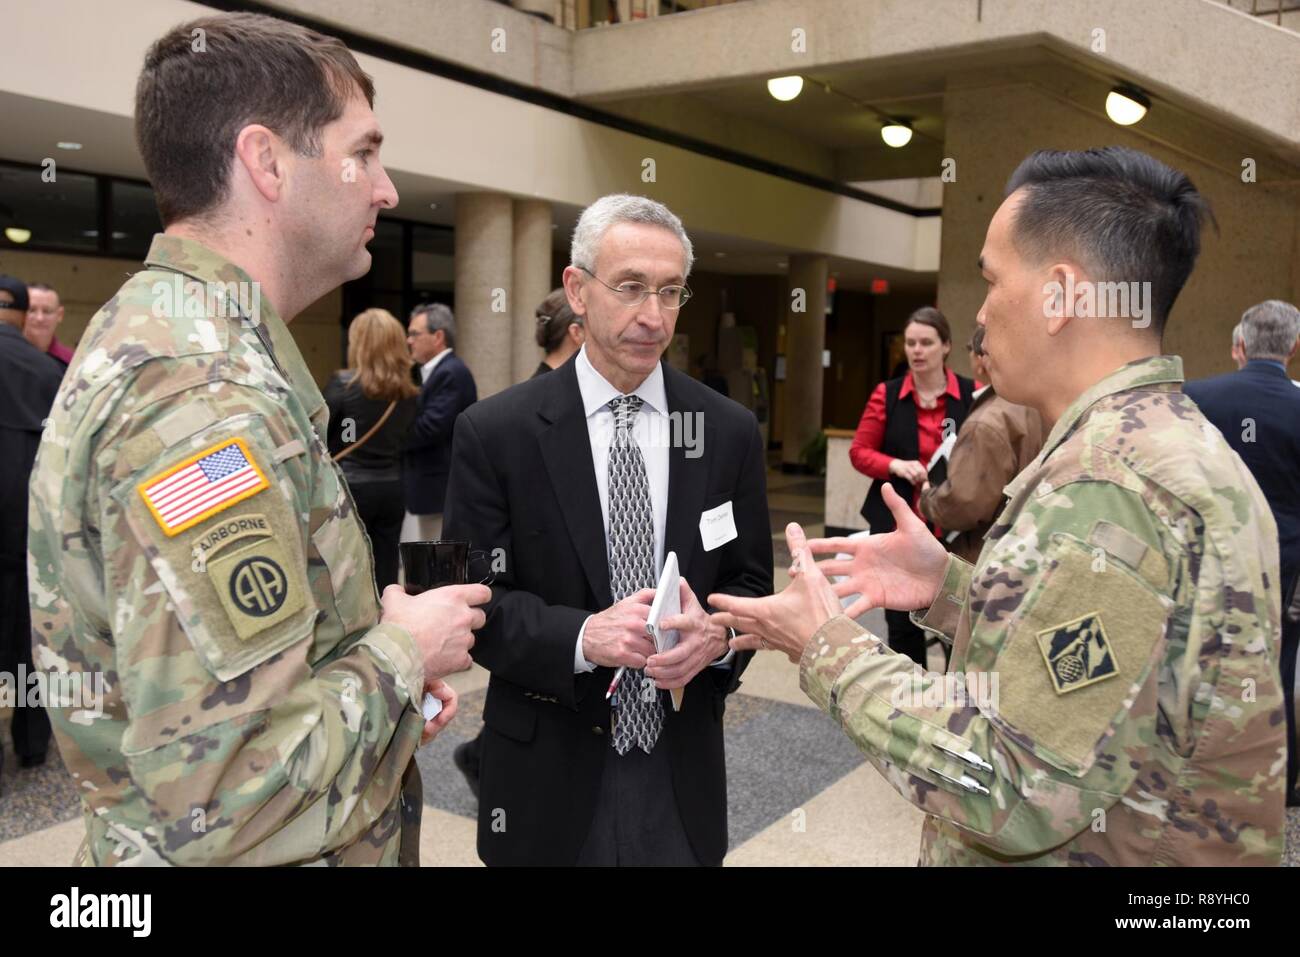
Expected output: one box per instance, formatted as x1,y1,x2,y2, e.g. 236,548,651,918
850,307,978,666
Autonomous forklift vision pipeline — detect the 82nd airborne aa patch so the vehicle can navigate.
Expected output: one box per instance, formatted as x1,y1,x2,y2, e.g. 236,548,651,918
1035,612,1120,695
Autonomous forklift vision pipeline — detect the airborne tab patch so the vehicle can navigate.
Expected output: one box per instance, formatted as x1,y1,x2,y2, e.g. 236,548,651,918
138,437,269,536
1036,613,1120,694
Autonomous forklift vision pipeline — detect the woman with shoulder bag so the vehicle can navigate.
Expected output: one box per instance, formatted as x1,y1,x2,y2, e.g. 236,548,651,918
324,308,419,590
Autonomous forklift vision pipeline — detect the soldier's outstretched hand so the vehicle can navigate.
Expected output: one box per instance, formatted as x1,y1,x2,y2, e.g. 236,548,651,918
709,523,843,664
806,483,949,619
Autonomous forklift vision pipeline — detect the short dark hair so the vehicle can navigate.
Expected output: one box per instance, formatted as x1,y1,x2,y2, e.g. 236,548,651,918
411,302,455,350
1005,147,1214,335
905,306,951,345
135,12,375,225
535,288,581,352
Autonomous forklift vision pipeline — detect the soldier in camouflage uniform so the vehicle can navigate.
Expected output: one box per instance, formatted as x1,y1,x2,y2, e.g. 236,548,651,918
27,13,487,866
712,147,1286,866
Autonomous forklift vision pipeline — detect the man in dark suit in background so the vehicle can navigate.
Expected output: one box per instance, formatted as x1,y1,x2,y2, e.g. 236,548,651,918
443,194,773,865
1185,298,1300,806
0,276,64,791
402,303,477,543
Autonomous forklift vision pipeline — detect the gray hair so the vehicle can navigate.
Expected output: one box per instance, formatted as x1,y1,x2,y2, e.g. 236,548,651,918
411,302,455,350
570,194,694,278
1231,321,1245,348
1238,299,1300,360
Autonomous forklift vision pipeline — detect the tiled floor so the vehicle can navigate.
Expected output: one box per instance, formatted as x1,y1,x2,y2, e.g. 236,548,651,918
2,468,1296,866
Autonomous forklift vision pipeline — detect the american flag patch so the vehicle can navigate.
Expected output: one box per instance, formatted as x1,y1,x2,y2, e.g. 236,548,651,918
138,438,270,536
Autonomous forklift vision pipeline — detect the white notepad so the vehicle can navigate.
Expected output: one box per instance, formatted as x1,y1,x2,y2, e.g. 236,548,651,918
646,551,684,711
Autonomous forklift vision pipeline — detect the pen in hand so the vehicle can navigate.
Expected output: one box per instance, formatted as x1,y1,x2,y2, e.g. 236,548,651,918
606,617,657,700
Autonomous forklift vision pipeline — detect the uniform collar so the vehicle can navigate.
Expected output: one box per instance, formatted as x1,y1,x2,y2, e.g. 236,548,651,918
899,367,960,401
143,233,322,416
1004,354,1183,500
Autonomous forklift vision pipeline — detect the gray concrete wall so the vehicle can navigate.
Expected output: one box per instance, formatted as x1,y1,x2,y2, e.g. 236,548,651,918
936,82,1300,384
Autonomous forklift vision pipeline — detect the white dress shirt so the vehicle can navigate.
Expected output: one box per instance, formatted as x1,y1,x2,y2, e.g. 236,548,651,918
420,347,453,385
572,346,732,673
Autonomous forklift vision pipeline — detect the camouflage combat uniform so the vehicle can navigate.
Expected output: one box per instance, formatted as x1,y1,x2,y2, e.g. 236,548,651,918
803,356,1286,865
28,235,425,866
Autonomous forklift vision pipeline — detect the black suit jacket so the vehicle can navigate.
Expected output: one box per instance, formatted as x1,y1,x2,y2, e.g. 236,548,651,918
403,352,477,515
443,354,773,865
0,323,62,671
1185,360,1300,598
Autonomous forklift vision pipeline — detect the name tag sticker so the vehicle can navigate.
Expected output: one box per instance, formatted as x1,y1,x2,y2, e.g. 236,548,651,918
699,501,738,552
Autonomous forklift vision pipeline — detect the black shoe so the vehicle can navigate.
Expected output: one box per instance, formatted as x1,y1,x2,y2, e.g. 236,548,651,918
453,741,480,800
18,752,47,769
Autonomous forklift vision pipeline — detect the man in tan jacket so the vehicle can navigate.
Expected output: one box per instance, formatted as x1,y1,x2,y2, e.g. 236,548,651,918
920,327,1043,564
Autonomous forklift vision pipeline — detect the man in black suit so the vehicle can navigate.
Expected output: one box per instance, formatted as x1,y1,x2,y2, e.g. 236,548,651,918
1185,298,1300,806
443,194,773,865
0,276,65,791
403,303,477,543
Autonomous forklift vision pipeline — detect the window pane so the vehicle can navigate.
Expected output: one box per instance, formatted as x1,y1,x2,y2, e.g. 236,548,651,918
412,223,453,296
368,218,405,290
110,181,163,259
0,162,98,252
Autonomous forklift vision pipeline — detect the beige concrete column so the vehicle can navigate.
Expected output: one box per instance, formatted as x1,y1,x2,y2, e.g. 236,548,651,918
511,199,553,383
782,255,827,469
455,192,514,398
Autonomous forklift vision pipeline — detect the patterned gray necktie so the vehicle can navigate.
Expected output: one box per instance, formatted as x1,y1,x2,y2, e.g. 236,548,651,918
606,394,662,755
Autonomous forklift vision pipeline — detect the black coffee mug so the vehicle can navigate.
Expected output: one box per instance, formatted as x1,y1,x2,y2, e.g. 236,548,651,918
400,540,468,595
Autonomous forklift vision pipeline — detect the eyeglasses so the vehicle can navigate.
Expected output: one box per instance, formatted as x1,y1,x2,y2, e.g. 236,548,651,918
578,266,692,311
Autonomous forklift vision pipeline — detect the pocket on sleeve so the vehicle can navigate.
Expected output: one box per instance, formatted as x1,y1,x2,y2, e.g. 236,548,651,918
109,413,317,682
988,532,1173,776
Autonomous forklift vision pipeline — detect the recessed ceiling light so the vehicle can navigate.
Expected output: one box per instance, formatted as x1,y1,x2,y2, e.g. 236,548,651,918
881,122,913,148
715,251,726,258
428,202,439,211
56,142,82,151
1105,85,1150,126
767,76,803,102
5,227,32,244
